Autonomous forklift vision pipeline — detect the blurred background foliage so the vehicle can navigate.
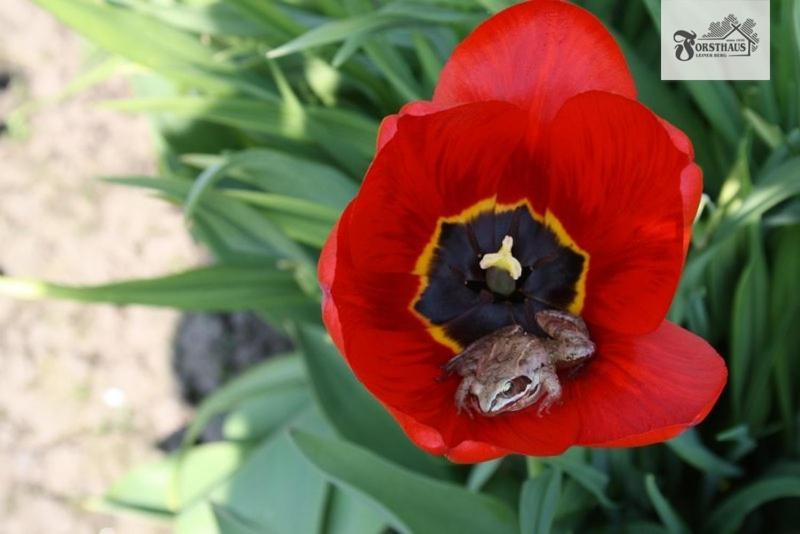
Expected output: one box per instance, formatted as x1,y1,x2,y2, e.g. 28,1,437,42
2,0,799,532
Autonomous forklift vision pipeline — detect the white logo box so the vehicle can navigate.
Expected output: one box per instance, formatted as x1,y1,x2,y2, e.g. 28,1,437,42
661,0,770,81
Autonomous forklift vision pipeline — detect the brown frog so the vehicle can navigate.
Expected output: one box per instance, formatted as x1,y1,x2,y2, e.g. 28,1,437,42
441,310,595,417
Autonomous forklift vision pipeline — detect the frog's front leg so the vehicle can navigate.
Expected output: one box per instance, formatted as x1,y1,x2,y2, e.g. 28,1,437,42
535,364,562,415
454,376,477,418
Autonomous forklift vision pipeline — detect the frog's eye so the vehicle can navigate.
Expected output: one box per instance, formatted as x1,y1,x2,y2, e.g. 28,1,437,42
498,376,532,399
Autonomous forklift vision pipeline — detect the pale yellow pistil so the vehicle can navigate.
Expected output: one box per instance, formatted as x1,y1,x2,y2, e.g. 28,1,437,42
480,235,522,280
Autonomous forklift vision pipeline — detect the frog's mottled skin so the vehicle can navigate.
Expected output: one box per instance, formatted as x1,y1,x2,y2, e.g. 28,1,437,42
442,310,595,417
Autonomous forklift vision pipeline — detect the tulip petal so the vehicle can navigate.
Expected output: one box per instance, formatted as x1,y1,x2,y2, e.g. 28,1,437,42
539,91,689,335
569,321,726,446
320,207,351,355
659,119,704,252
346,101,527,275
390,409,510,463
433,0,635,137
376,100,441,153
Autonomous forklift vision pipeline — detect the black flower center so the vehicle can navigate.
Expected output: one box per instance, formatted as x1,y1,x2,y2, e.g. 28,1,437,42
413,202,586,350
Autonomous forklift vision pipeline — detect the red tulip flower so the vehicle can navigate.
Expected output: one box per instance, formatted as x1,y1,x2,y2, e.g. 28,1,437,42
319,0,727,462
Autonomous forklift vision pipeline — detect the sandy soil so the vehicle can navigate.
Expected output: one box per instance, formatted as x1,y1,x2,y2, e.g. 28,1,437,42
0,1,199,532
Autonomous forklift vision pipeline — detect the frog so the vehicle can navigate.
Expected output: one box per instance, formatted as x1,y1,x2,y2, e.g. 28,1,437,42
441,309,595,417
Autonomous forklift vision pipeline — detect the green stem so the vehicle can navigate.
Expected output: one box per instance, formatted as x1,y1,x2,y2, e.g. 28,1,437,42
526,456,544,478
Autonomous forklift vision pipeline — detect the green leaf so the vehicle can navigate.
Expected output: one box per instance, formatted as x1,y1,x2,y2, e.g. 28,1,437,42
412,31,443,93
210,422,331,534
475,0,515,13
705,476,800,534
0,264,311,311
666,430,742,478
363,38,424,101
519,467,562,534
116,0,272,38
183,354,306,448
185,158,232,219
225,0,306,38
175,500,219,534
305,106,378,175
467,459,503,492
212,503,269,534
108,97,378,178
295,324,451,478
769,227,800,440
32,0,267,97
267,3,476,58
292,430,518,534
543,449,615,508
222,190,339,223
222,385,311,441
324,489,386,534
682,81,742,146
105,97,305,140
108,176,315,265
716,425,757,462
742,108,785,150
101,442,248,515
644,474,690,534
267,12,399,58
183,149,357,210
730,225,769,422
680,156,800,291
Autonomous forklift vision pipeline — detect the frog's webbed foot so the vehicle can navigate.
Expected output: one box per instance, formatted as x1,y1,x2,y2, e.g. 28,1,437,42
454,379,476,419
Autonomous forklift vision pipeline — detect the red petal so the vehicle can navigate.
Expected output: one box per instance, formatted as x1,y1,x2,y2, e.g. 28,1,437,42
390,409,510,463
659,119,703,252
445,441,510,464
433,0,634,139
539,92,688,335
347,102,527,275
376,100,440,153
571,321,727,447
319,206,352,354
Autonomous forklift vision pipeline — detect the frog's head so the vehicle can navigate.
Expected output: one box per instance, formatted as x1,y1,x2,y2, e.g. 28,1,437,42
471,372,546,416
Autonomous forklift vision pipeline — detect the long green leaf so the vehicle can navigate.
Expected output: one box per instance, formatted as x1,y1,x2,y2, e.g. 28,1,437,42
206,416,332,534
183,355,305,448
292,430,518,534
519,467,562,534
0,265,308,310
32,0,267,97
212,503,271,534
99,442,248,515
183,149,358,209
544,449,615,508
666,430,742,478
267,3,476,58
644,475,690,534
730,225,769,422
705,476,800,534
680,156,800,290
